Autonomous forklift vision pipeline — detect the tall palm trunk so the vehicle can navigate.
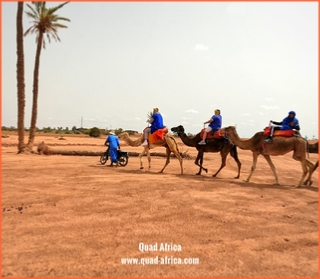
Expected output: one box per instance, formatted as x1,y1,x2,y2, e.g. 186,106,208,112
27,31,43,150
16,2,26,153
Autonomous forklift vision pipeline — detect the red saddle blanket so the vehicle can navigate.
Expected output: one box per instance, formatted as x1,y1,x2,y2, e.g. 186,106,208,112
200,128,225,139
147,127,168,144
263,127,296,137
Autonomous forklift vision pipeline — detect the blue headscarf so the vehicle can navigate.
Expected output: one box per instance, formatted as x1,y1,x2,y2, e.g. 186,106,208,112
281,111,299,130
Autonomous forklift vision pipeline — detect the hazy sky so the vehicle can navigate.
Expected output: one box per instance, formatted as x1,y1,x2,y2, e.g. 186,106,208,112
2,1,318,138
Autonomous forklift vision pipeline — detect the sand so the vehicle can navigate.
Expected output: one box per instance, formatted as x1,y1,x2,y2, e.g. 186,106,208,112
1,132,318,277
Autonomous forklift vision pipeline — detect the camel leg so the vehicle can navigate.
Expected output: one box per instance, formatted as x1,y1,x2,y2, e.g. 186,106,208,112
159,148,171,173
139,151,145,169
296,160,309,188
212,150,227,177
147,149,151,172
244,153,259,183
172,149,184,175
299,159,314,187
163,134,183,174
195,151,207,175
139,147,151,171
304,160,318,186
263,155,280,185
292,150,312,187
229,145,242,179
195,152,202,175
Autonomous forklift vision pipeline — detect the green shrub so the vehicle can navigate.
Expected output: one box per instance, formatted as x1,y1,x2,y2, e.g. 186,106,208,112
43,126,53,133
89,127,101,138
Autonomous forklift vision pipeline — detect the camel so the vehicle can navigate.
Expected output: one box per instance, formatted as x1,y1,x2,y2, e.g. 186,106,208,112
118,132,183,174
171,125,241,178
303,141,318,186
223,126,314,187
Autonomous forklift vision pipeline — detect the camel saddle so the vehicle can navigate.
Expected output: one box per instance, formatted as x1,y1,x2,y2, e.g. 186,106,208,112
147,127,168,144
263,126,299,137
200,128,225,139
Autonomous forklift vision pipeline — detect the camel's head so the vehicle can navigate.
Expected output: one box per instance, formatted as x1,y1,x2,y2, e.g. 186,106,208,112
223,126,237,144
118,132,128,139
171,125,185,135
223,126,236,135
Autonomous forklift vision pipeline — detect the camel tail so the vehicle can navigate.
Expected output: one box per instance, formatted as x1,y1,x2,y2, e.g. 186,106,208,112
166,133,181,154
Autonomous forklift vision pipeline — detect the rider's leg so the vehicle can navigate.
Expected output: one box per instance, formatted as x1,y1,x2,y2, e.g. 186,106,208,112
142,128,151,146
199,127,212,145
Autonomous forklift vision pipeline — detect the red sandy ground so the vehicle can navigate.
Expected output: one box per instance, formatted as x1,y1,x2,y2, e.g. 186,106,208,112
1,133,319,277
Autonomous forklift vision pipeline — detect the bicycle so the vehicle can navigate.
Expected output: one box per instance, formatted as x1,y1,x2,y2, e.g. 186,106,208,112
100,144,129,166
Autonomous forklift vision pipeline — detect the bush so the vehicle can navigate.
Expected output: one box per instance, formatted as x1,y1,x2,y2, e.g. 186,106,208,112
115,128,123,135
43,126,53,133
83,129,90,135
89,127,101,138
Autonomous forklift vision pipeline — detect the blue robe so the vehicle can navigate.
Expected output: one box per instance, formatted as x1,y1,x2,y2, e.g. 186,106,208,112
280,116,299,130
105,135,120,163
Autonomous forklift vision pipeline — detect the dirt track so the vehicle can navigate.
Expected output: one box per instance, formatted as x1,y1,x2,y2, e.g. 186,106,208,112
1,133,319,277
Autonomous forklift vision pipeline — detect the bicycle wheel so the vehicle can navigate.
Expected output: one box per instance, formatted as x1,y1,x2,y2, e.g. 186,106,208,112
100,153,108,165
118,155,128,166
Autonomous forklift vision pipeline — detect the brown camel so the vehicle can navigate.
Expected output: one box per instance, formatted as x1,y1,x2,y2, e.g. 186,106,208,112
118,132,183,174
223,126,314,187
171,125,241,178
304,141,318,186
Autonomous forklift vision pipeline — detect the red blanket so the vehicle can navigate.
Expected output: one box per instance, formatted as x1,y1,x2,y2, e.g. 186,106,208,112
200,129,225,139
263,127,296,137
147,127,168,144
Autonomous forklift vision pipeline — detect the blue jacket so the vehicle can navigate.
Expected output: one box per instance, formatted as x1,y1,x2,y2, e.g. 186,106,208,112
209,114,222,130
105,134,120,149
150,113,164,133
274,116,300,130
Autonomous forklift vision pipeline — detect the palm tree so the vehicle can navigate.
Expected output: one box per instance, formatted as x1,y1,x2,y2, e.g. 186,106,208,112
24,2,70,151
16,2,26,153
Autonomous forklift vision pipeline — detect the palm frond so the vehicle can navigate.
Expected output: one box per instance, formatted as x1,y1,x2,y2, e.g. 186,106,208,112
147,111,153,121
52,23,69,28
53,17,71,22
25,4,38,18
47,2,69,15
24,2,70,48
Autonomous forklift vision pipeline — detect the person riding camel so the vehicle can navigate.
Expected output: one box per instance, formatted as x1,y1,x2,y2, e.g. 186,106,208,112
198,109,222,145
141,108,164,146
264,110,300,143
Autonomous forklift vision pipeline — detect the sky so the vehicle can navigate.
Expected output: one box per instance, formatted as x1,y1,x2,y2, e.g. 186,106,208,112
2,1,319,138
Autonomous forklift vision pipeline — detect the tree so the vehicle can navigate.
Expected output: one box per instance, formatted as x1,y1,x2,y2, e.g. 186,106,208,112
16,2,26,153
24,2,70,151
